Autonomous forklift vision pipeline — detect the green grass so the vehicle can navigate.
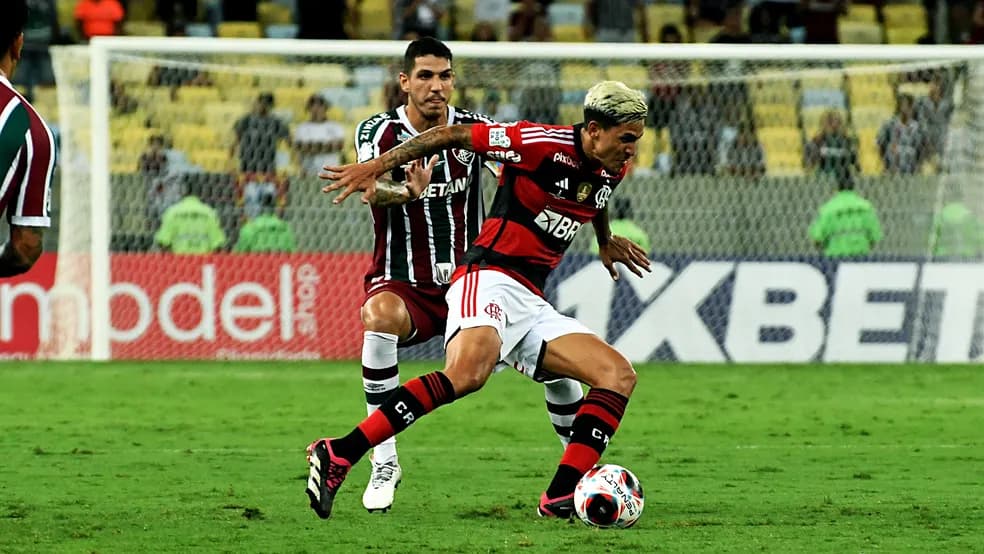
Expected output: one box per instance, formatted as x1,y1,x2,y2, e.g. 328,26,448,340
0,362,982,553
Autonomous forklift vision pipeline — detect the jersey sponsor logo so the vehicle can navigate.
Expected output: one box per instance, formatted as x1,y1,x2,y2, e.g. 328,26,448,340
552,152,579,168
596,185,613,209
451,148,475,165
534,208,582,242
576,182,593,203
484,301,503,321
486,150,521,163
555,178,569,190
419,176,470,199
488,128,511,148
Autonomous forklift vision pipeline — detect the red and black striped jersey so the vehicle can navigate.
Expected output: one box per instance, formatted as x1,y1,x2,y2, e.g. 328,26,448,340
356,105,494,288
458,121,627,296
0,76,55,228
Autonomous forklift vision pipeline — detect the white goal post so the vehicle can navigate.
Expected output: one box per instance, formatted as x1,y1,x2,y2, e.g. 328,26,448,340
47,38,984,362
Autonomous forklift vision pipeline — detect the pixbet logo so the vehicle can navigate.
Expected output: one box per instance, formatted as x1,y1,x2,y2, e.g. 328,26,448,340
0,263,321,344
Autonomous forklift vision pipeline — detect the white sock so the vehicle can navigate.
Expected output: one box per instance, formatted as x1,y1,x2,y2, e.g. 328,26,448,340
544,378,584,448
362,331,399,463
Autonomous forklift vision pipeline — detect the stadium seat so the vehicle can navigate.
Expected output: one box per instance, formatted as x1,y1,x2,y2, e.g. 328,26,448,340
186,23,214,37
258,2,293,26
800,72,844,92
188,149,232,172
553,24,586,42
843,3,877,22
347,105,384,125
273,87,317,120
800,106,845,136
320,87,370,110
850,105,893,129
763,148,805,176
265,24,298,38
646,4,686,35
176,86,222,104
749,76,798,105
558,103,582,125
149,103,205,128
560,62,597,90
883,4,927,30
123,21,167,37
130,86,175,107
605,64,648,89
125,0,156,21
801,88,846,109
352,65,390,89
856,128,881,174
753,103,797,128
758,127,803,170
360,0,392,39
548,2,584,25
172,124,223,152
838,21,883,44
848,80,895,107
302,64,351,88
885,26,926,44
202,102,249,130
218,22,263,39
114,126,158,150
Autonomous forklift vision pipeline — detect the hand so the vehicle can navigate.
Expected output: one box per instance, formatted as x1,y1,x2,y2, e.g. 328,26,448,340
599,235,651,281
320,159,383,205
405,155,439,199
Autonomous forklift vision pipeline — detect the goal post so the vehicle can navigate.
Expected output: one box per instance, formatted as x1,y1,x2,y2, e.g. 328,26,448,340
46,38,984,362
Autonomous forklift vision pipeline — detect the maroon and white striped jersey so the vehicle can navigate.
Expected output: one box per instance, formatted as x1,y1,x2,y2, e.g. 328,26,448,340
457,121,627,296
356,105,493,289
0,75,55,228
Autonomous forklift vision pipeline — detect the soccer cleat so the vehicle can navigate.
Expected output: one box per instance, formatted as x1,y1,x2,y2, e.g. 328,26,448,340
536,491,575,519
362,457,403,513
305,438,352,519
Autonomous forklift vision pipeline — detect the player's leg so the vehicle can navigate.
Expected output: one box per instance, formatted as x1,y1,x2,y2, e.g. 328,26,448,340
359,290,412,511
537,333,636,517
543,378,584,447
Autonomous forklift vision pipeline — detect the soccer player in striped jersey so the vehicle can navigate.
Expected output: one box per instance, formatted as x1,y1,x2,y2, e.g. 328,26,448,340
0,0,55,278
309,81,651,520
345,37,585,513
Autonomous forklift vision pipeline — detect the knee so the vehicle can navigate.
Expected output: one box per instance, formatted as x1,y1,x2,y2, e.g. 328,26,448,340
607,355,637,397
444,352,498,397
361,310,403,335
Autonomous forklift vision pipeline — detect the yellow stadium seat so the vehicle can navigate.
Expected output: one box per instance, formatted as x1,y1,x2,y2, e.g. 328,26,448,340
753,103,797,128
856,128,881,175
843,3,877,22
838,21,883,44
359,0,393,39
189,149,233,172
258,2,293,26
172,124,223,152
606,64,648,89
558,103,582,125
749,76,798,105
130,86,175,106
561,62,598,90
301,64,351,88
125,0,156,21
758,127,803,156
57,0,76,38
347,105,383,125
764,149,805,176
849,81,895,107
883,5,927,30
123,21,166,37
273,87,317,114
113,126,159,150
176,86,222,104
646,4,686,36
850,105,893,129
112,62,156,85
801,72,843,91
553,24,585,42
898,81,931,98
148,103,205,128
218,22,263,39
885,26,926,44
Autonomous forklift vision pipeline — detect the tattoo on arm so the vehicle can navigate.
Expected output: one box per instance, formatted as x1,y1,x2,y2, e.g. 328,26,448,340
375,125,473,175
369,178,414,207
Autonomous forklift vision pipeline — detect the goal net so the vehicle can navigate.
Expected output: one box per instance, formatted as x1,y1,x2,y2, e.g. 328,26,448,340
44,39,984,362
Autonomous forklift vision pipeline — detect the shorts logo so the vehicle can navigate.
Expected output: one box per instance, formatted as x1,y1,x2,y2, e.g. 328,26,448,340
576,182,593,203
484,301,503,322
488,128,511,148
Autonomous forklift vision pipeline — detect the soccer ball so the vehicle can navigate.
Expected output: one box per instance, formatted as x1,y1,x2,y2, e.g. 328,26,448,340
573,464,645,528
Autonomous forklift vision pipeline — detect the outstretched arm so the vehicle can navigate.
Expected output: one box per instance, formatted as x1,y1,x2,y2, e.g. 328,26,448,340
370,155,440,207
321,125,474,204
593,209,651,281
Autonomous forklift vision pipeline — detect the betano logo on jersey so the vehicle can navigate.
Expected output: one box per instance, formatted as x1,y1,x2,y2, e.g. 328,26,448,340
418,176,470,199
534,208,582,242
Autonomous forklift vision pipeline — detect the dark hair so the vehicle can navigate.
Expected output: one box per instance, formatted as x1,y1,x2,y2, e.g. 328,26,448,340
1,0,28,57
258,92,274,106
403,37,452,75
659,24,682,43
306,94,328,110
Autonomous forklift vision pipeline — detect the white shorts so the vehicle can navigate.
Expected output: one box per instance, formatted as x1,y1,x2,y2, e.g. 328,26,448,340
444,269,595,381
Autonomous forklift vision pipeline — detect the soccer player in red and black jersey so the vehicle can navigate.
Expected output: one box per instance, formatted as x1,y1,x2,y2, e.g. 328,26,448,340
344,37,585,513
306,81,650,520
0,0,55,278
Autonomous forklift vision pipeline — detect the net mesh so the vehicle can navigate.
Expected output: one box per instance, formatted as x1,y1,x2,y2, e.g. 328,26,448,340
47,44,984,361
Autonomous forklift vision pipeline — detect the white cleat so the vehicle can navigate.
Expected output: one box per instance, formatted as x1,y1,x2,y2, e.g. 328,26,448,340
362,457,402,513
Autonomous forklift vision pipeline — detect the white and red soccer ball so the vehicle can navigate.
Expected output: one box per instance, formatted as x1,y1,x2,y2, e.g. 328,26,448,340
573,464,645,528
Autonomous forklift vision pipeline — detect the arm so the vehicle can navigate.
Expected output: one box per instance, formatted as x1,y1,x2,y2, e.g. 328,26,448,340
593,208,652,281
321,125,473,204
370,155,439,207
592,207,611,249
0,226,43,277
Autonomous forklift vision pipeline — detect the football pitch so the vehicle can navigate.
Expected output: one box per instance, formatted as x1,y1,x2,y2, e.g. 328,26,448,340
0,362,981,553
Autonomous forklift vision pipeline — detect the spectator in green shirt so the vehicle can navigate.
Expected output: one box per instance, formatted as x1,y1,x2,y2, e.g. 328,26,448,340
591,197,651,254
154,182,226,254
233,190,297,253
809,172,882,258
931,200,982,258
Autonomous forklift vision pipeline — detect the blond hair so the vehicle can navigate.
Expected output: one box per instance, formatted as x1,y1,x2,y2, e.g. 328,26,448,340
583,80,647,126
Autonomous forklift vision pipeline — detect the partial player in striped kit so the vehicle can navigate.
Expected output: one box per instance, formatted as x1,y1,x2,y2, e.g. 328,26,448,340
0,0,55,278
343,37,584,513
311,81,651,521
